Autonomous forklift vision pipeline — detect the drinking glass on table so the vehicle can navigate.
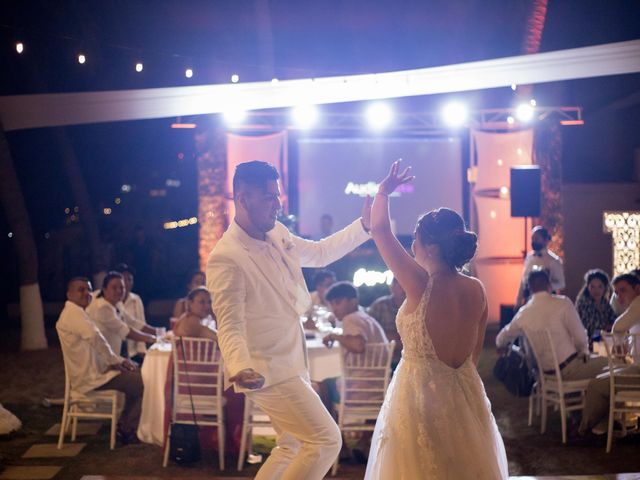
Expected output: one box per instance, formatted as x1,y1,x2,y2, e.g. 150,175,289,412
155,327,167,342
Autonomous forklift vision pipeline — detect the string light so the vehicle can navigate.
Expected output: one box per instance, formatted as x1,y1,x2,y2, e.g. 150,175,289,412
163,216,198,230
185,68,193,78
16,42,24,54
135,62,143,73
231,73,239,83
78,54,86,64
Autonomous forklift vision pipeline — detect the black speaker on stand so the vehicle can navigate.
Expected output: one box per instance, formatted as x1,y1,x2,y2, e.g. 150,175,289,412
510,165,541,259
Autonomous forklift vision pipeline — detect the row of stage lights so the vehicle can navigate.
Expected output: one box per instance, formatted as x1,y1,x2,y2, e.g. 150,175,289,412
14,41,539,130
219,99,539,130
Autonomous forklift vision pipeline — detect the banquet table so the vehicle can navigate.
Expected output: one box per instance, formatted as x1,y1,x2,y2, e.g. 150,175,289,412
137,335,342,446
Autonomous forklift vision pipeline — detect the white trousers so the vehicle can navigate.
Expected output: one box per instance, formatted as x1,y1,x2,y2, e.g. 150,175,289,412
246,375,342,480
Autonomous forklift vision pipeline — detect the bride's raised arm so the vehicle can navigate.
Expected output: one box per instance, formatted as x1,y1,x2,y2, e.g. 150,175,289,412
371,160,428,300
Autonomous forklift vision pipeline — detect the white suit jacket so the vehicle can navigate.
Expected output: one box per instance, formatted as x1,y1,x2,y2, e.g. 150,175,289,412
207,218,369,391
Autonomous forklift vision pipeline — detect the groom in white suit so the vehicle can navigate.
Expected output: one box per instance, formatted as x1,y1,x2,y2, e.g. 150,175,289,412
207,161,371,479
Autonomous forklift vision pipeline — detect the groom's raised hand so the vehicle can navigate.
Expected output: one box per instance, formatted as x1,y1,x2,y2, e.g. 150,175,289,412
229,368,265,390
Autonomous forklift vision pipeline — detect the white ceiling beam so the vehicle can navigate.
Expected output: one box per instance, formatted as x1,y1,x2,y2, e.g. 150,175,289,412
0,39,638,131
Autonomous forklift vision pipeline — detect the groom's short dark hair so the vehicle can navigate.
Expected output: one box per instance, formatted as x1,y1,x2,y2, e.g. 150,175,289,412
233,161,279,198
325,281,358,302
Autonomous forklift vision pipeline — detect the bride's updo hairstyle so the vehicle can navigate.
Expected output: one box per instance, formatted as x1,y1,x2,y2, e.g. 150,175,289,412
416,207,477,270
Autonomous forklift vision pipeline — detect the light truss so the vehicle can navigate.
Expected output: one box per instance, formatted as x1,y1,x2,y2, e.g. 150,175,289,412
218,106,582,134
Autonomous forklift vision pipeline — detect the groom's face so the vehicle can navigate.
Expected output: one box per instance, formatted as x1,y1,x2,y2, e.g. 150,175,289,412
244,180,282,233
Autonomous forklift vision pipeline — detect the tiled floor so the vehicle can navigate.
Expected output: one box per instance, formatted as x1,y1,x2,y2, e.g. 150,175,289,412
21,443,85,459
0,467,62,480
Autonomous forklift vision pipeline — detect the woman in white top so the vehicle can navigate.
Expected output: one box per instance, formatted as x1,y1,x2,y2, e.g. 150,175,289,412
364,160,508,479
87,271,156,358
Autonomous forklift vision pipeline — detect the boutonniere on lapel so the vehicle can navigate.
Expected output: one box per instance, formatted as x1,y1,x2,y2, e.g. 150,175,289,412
282,238,295,251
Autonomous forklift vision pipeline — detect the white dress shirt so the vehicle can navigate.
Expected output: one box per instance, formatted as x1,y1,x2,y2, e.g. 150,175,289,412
496,291,588,372
56,301,123,394
86,296,130,357
122,292,147,356
342,309,388,359
612,295,640,334
517,248,565,306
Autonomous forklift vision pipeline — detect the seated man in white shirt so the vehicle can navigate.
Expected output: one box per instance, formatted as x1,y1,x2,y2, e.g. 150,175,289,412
611,273,640,334
56,277,144,444
86,271,156,359
579,273,640,435
497,269,608,382
515,226,565,309
322,281,388,462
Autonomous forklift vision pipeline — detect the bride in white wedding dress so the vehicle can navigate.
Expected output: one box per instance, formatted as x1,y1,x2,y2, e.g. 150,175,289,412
365,160,508,480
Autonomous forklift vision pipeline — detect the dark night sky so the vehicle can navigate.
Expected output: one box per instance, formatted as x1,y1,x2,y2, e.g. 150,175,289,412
0,0,639,303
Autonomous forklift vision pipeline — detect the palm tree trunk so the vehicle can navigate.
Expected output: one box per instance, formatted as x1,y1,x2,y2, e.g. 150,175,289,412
0,124,47,350
52,127,107,284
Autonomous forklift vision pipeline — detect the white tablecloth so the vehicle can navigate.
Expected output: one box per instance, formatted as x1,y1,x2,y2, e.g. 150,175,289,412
136,336,342,445
306,337,342,382
137,342,171,445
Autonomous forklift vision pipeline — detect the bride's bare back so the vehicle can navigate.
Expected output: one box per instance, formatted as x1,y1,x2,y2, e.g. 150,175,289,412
419,273,487,369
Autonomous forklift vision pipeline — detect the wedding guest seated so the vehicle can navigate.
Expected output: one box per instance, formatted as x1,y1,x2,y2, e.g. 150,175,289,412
611,273,640,333
367,277,406,369
114,263,148,362
497,269,608,381
579,273,640,435
575,269,617,351
173,287,218,341
87,271,156,358
310,269,337,309
322,281,388,462
304,269,337,330
610,269,640,315
172,270,206,318
56,277,144,444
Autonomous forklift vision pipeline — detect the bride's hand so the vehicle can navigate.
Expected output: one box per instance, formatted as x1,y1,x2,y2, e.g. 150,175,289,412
377,159,414,196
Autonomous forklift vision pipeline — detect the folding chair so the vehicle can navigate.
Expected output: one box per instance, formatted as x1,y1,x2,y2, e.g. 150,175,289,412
237,396,272,471
523,329,589,443
163,337,225,469
331,341,395,475
601,332,640,452
57,360,120,450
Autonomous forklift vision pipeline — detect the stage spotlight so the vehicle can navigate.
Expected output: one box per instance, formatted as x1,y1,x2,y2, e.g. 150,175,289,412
516,103,534,122
223,108,247,126
442,102,468,128
135,62,144,73
231,74,239,83
78,54,86,64
366,103,393,130
507,116,515,125
16,42,24,54
292,104,318,129
185,68,193,78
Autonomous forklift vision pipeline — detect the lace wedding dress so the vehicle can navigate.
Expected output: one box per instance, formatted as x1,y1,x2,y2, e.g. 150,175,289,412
365,277,508,479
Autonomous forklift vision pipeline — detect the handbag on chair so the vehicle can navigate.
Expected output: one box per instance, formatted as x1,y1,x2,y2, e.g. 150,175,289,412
169,338,201,464
493,344,535,397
